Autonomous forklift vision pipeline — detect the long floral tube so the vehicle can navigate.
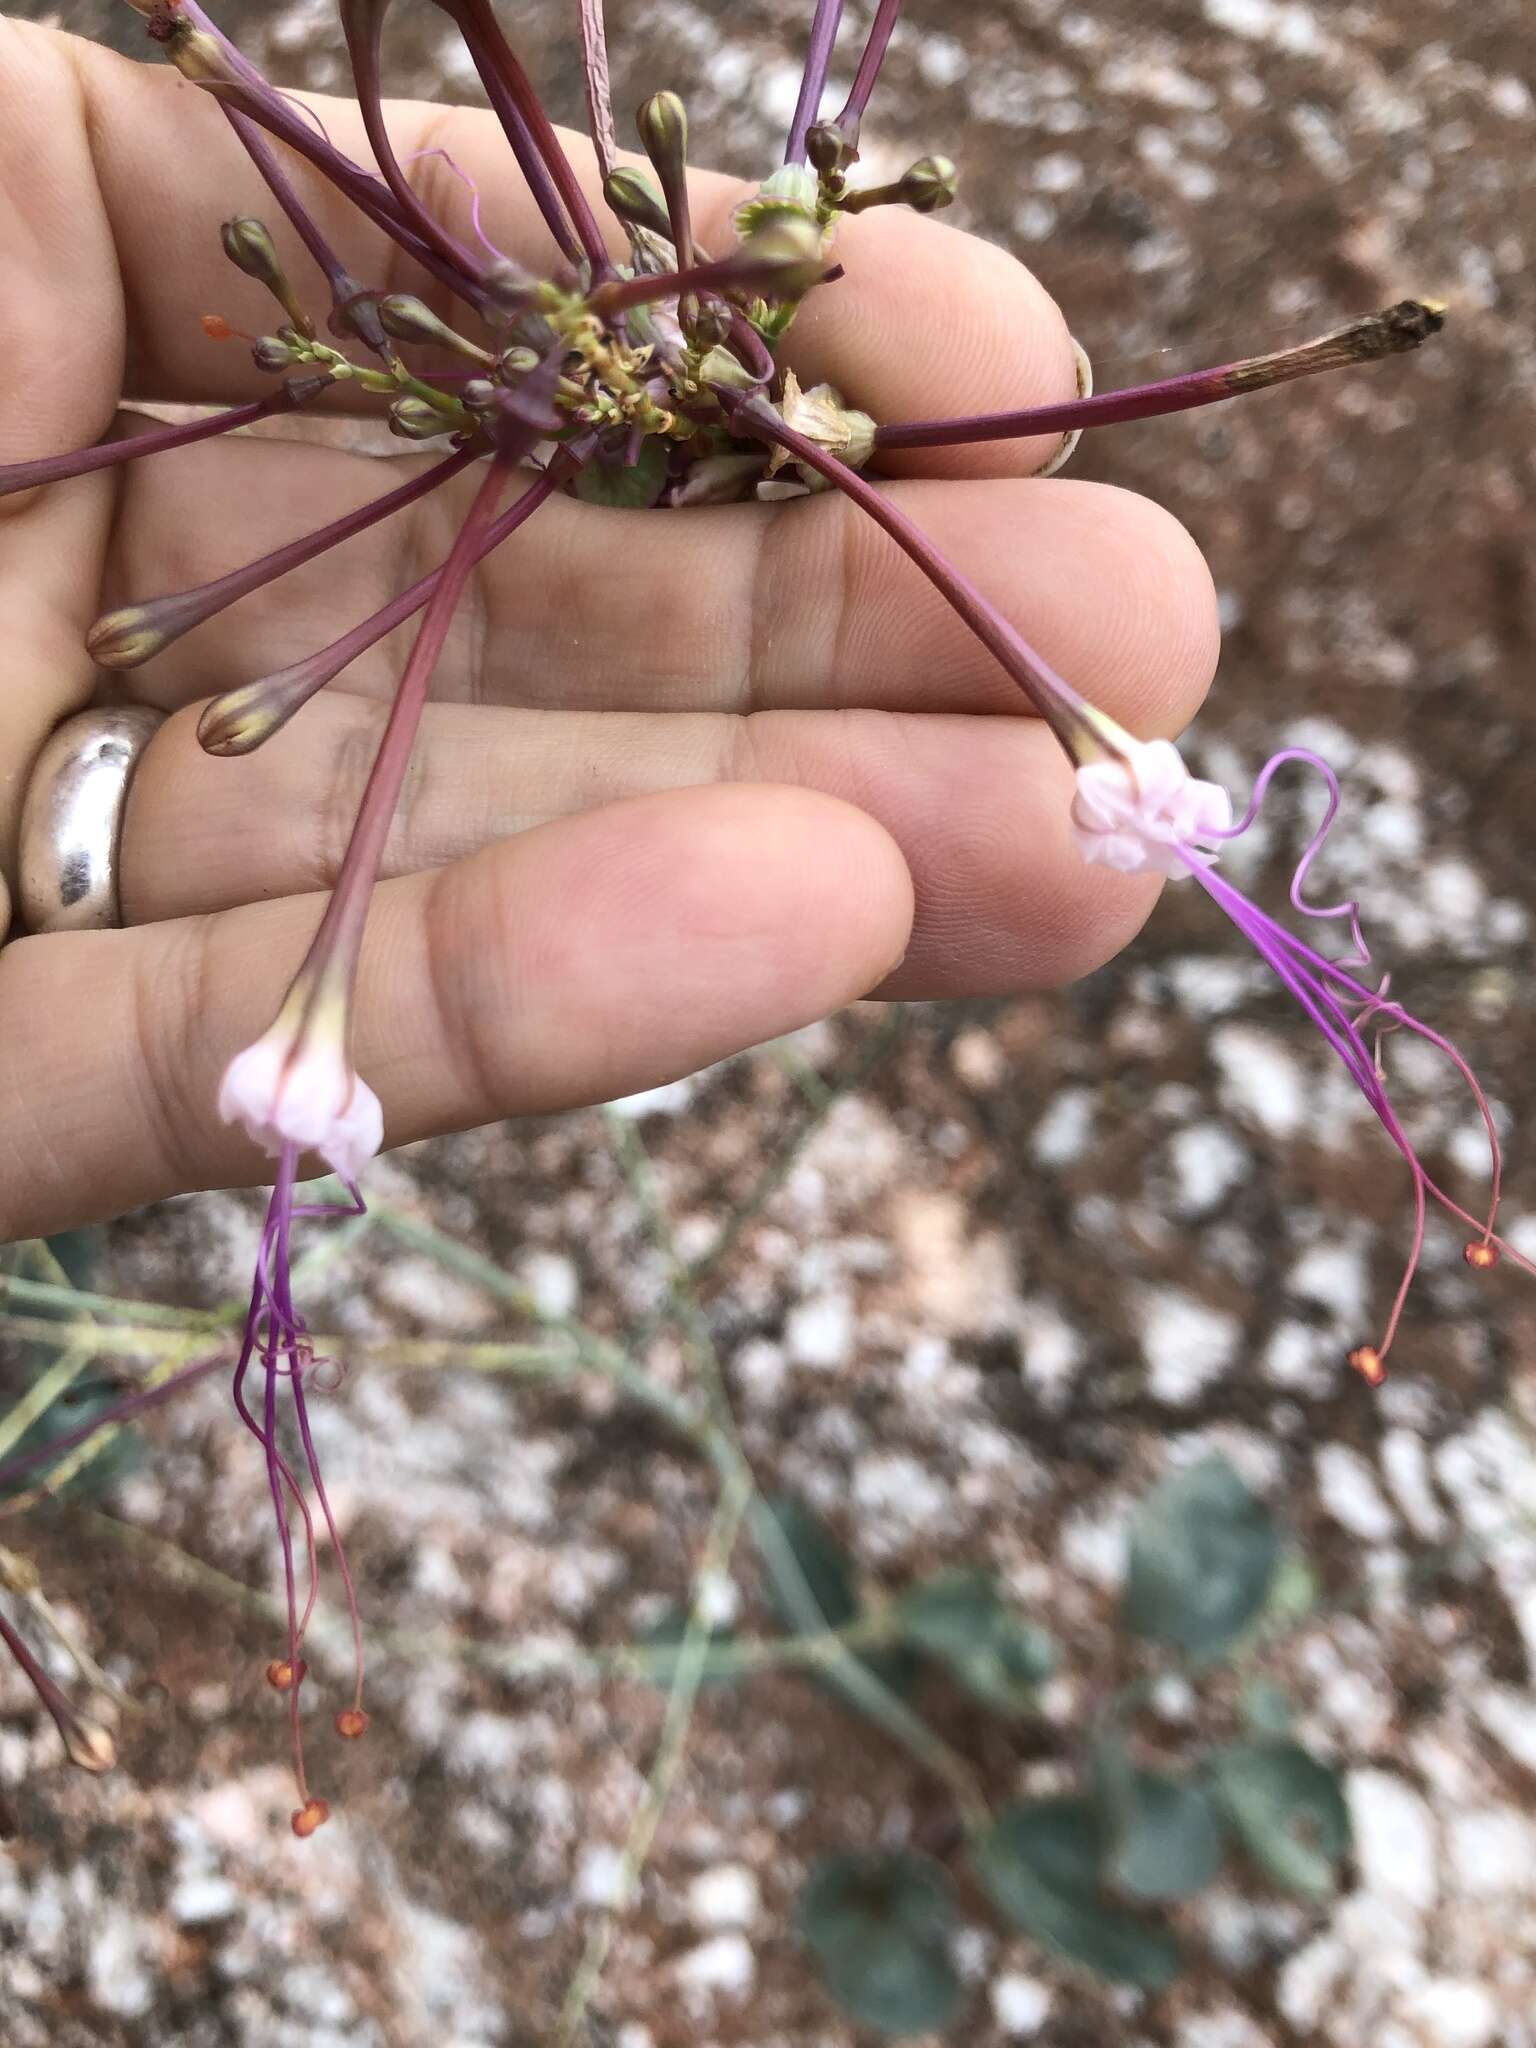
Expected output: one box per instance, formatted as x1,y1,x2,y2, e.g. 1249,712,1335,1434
197,458,567,754
833,0,902,141
431,0,611,273
0,382,330,501
225,107,360,301
730,395,1104,758
0,1606,116,1773
784,0,846,164
874,300,1447,452
87,444,479,669
338,0,489,284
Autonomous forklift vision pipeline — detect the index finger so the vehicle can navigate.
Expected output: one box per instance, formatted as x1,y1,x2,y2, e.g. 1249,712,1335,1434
39,23,1076,472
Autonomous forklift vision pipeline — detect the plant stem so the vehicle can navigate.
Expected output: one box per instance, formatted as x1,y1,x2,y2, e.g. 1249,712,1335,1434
730,395,1101,758
92,445,478,668
874,300,1448,451
0,385,328,501
785,0,845,164
833,0,902,140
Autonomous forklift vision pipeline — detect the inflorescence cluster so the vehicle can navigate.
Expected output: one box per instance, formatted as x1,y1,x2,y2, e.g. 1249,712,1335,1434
0,0,1521,1832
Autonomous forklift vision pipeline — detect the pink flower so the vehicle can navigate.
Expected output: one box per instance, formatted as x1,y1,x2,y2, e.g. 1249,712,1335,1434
219,1023,383,1182
1070,736,1233,878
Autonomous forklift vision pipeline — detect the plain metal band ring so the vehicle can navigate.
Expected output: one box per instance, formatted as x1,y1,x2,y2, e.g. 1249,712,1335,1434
17,705,166,935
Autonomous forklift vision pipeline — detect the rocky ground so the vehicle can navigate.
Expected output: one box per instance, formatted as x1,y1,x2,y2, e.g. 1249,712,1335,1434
3,0,1536,2043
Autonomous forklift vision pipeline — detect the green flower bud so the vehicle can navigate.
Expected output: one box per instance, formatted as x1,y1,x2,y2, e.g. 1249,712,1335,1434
603,167,673,241
732,163,820,241
806,121,854,175
636,90,688,172
378,294,494,364
498,345,541,379
685,301,732,351
388,397,452,441
459,378,498,412
899,154,958,214
251,334,300,373
85,606,166,670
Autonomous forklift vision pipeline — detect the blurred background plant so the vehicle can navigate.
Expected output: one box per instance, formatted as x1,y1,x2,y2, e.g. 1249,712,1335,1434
3,1,1536,2044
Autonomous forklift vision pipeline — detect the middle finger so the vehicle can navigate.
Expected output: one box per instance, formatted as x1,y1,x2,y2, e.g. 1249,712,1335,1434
109,432,1217,726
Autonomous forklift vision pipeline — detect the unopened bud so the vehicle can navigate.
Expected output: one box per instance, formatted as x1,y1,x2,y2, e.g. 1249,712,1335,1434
498,345,540,378
806,121,854,175
291,1797,331,1838
458,378,498,412
252,334,301,373
63,1717,117,1776
898,154,958,214
388,397,452,441
86,606,166,670
636,90,688,172
378,294,493,364
481,257,536,321
603,167,672,241
219,217,314,337
737,212,826,292
686,301,732,351
732,163,820,242
335,1708,369,1740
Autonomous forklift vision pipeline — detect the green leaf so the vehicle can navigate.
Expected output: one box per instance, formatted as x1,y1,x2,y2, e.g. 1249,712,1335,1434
42,1229,103,1290
758,1494,918,1701
1105,1770,1224,1903
896,1568,1054,1714
571,435,671,509
797,1850,962,2036
762,1495,860,1632
1122,1456,1281,1660
1209,1741,1350,1901
971,1799,1181,1988
1240,1677,1295,1738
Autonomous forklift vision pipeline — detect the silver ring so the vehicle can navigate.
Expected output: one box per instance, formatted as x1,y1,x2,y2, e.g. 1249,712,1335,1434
17,705,166,934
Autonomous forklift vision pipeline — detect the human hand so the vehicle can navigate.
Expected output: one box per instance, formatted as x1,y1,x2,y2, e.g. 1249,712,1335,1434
0,19,1216,1239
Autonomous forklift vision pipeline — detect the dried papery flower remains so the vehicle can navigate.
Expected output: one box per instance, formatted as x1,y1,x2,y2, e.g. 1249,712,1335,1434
0,0,1510,1826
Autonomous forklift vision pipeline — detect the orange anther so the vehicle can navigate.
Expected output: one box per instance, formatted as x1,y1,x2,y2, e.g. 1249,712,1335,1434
335,1708,369,1740
265,1658,307,1691
1463,1240,1499,1271
202,313,234,341
1347,1344,1385,1387
290,1797,330,1839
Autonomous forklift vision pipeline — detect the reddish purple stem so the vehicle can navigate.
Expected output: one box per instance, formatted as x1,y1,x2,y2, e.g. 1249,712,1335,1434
95,444,478,665
730,396,1099,755
833,0,902,141
0,386,325,502
785,0,846,164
